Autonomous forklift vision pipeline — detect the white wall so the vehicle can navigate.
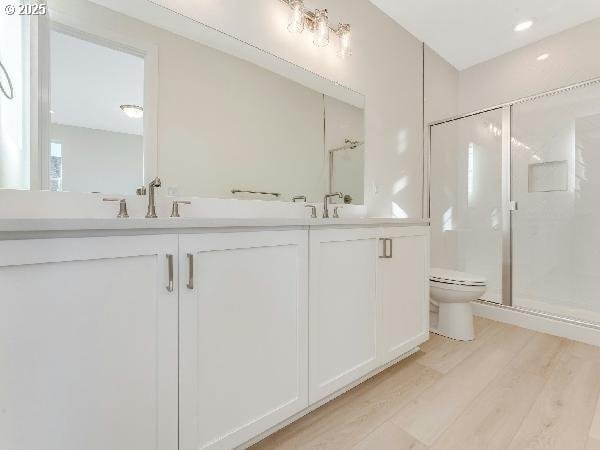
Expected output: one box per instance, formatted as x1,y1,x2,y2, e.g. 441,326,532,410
151,0,425,218
424,45,459,124
50,123,143,194
459,17,600,113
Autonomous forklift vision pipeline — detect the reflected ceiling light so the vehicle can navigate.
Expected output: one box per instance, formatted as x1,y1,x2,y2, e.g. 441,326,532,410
514,20,533,32
50,109,55,114
280,0,351,57
287,0,304,33
120,104,143,119
537,53,549,61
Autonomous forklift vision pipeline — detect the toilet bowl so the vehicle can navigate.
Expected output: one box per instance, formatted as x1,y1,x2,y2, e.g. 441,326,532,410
429,268,487,341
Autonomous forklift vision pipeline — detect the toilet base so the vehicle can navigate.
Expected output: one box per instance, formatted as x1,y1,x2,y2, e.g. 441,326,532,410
430,302,474,341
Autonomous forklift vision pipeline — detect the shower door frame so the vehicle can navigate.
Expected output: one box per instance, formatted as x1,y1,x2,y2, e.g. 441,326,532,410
424,76,600,328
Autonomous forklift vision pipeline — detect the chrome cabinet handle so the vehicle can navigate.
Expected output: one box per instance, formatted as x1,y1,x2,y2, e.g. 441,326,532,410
166,254,174,292
388,238,393,258
186,253,194,290
379,238,393,259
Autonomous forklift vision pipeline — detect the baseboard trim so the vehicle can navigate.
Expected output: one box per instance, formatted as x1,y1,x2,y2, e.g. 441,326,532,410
472,300,600,347
238,346,421,449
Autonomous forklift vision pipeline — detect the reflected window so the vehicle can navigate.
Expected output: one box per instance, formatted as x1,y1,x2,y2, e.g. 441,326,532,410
49,141,62,192
49,28,144,194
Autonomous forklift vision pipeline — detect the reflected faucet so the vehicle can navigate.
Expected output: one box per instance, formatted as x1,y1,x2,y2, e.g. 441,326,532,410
143,177,161,218
323,192,343,218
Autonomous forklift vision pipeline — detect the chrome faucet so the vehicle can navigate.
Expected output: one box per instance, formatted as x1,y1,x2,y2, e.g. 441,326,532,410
305,204,317,218
323,192,343,218
139,177,161,218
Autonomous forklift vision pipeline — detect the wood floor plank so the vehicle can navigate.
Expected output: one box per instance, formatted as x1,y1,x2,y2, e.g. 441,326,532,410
250,320,599,450
429,332,564,450
391,323,534,445
507,342,600,450
416,317,505,374
417,332,446,354
351,420,427,450
588,375,600,443
587,437,600,450
251,355,441,449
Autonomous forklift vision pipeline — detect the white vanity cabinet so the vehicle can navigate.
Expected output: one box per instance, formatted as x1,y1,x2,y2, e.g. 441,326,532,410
178,230,309,450
308,228,380,403
0,220,428,449
0,235,179,450
378,226,430,365
308,226,430,404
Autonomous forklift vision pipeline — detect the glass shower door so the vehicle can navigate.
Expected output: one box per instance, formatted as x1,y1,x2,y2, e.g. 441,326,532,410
511,82,600,325
429,108,506,304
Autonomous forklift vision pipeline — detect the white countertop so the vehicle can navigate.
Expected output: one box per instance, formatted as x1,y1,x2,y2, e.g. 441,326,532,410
0,217,430,233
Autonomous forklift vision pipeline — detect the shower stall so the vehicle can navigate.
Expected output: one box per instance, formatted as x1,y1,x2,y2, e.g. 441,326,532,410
427,78,600,328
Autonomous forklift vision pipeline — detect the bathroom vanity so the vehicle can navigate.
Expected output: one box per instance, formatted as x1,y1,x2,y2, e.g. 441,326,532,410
0,219,429,450
0,1,429,448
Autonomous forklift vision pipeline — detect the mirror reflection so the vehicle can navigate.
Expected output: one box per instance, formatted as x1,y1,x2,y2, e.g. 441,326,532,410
49,28,145,193
0,0,365,203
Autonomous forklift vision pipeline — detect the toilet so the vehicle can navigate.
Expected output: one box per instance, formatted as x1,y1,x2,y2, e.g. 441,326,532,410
429,268,487,341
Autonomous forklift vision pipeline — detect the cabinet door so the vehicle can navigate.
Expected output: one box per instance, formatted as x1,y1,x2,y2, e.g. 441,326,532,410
0,235,178,450
179,230,308,450
309,228,380,404
379,227,430,365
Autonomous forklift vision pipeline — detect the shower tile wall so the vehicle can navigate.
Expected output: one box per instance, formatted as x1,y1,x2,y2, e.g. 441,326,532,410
512,84,600,324
431,82,600,326
430,109,504,303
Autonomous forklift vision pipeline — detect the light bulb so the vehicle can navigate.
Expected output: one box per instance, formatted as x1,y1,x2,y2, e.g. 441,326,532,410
337,24,351,58
313,9,329,47
288,0,304,33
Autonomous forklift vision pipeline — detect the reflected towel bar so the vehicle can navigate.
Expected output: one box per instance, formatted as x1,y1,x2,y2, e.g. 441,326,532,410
231,189,281,197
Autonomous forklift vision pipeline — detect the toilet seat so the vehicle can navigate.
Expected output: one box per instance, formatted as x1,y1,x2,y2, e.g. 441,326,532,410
430,268,487,287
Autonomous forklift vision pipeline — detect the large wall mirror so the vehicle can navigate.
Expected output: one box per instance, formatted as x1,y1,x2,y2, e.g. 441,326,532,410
0,0,365,204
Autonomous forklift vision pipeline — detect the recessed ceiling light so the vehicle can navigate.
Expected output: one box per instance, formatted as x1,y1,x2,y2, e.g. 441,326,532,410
120,104,143,119
537,53,549,61
514,20,533,32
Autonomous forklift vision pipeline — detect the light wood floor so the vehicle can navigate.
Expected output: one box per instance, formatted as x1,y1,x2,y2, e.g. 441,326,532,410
251,318,600,450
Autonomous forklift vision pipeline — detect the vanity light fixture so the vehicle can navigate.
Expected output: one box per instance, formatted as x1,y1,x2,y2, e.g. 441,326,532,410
281,0,352,57
514,20,533,32
120,104,143,119
287,0,305,33
337,23,352,58
313,9,330,47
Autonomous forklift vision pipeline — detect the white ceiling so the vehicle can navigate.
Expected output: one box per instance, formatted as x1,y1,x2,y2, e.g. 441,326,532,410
369,0,600,70
50,30,144,135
